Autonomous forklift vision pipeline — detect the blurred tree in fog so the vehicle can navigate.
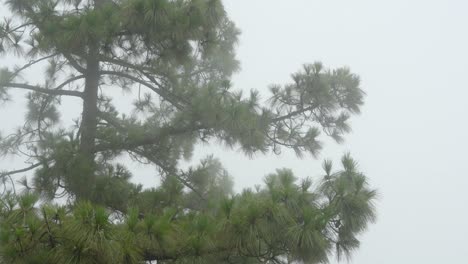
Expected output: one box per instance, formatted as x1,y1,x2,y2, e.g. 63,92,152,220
0,0,376,263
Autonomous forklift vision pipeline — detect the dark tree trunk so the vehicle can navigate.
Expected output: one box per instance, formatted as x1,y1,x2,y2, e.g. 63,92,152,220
70,0,106,200
80,57,99,158
74,52,100,200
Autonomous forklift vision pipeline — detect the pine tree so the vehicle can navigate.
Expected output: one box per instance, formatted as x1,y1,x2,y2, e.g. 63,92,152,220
0,0,376,263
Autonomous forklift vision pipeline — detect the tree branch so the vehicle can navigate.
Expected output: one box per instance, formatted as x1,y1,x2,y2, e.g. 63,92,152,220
54,75,85,90
100,70,184,109
271,105,316,123
0,162,44,178
129,149,207,202
2,83,83,97
62,53,86,73
99,55,160,74
4,22,34,34
95,110,205,152
100,55,211,78
12,53,59,76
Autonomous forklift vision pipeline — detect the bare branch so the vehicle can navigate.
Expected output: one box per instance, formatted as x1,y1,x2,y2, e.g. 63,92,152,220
0,162,43,178
12,53,59,76
4,22,34,34
2,83,83,97
54,75,85,90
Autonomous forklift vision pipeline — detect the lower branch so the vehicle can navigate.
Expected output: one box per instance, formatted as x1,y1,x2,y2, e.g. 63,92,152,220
2,83,83,97
0,161,45,178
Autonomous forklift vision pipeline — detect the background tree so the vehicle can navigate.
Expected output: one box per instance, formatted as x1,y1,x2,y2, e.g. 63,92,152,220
0,0,376,263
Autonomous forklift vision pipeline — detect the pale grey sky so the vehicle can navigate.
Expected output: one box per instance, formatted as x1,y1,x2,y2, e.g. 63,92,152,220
1,0,468,263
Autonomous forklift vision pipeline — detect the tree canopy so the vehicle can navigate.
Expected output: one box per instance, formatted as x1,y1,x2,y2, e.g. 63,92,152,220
0,0,376,263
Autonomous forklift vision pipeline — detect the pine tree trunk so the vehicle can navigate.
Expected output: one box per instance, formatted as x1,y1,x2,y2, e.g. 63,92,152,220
80,56,99,156
75,54,99,200
74,0,103,200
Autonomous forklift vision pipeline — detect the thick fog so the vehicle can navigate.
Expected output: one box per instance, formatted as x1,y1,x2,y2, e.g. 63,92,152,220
1,0,468,263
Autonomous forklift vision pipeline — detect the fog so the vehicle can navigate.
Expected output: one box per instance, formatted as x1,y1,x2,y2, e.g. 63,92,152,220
2,0,468,263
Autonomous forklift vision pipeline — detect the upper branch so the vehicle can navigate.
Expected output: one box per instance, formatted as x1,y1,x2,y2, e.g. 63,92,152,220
99,56,155,73
100,70,184,109
271,105,316,123
62,53,86,73
12,54,59,76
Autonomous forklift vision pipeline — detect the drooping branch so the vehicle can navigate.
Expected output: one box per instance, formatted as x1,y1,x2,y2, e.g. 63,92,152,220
94,112,208,199
129,148,207,202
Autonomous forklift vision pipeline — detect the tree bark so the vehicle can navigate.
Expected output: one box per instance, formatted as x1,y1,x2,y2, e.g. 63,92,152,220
74,53,99,200
74,0,104,199
80,57,99,159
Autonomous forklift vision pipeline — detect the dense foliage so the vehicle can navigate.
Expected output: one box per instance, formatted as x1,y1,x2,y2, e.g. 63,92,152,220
0,0,376,263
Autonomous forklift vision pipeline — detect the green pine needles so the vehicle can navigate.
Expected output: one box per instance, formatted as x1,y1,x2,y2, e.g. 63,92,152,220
0,0,377,263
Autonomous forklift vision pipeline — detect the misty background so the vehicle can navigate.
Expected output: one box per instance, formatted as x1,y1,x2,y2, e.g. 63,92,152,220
1,0,468,263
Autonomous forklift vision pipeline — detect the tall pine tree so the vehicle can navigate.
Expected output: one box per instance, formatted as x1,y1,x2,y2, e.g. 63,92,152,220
0,0,376,263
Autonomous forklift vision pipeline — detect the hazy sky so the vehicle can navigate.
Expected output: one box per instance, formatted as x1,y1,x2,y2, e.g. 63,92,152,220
2,0,468,263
